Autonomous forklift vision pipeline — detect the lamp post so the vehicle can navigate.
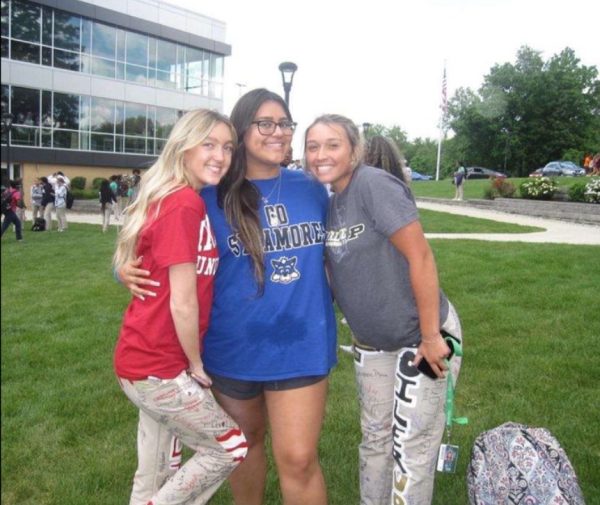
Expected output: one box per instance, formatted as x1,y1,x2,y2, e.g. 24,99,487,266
278,61,298,107
1,113,13,181
362,122,372,138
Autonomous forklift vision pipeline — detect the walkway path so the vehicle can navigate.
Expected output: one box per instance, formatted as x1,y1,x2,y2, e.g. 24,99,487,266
418,201,600,245
28,201,600,246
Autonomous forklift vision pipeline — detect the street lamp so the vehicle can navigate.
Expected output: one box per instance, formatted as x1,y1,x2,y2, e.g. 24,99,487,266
1,113,13,180
278,61,298,107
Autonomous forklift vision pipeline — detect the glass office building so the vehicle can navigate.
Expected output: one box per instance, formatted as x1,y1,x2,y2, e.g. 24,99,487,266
1,0,231,196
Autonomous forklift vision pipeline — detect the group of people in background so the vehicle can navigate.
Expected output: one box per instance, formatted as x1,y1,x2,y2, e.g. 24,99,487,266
114,87,462,505
1,171,71,241
99,169,141,232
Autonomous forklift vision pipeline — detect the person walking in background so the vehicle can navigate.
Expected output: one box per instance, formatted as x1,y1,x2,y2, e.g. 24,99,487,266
129,168,142,202
304,114,463,505
99,179,117,233
453,161,466,200
54,176,68,232
365,135,411,185
119,89,336,505
14,179,26,224
1,180,23,241
113,108,246,505
41,176,55,230
109,175,121,221
30,178,44,222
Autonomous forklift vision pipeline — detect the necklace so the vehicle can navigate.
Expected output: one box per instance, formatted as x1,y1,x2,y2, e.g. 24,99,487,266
260,170,282,205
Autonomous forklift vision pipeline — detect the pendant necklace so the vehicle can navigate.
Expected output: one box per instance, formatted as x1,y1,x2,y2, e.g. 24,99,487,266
260,170,283,226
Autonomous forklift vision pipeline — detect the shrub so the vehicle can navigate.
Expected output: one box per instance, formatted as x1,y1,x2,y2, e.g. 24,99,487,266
584,178,600,203
71,188,99,200
71,176,87,190
485,177,516,199
568,182,587,202
92,177,105,189
519,177,558,200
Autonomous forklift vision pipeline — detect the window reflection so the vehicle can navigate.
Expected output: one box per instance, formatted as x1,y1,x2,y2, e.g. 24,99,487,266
11,0,40,43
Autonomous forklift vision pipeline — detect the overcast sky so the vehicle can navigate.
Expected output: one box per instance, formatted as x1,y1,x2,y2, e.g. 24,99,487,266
168,0,599,155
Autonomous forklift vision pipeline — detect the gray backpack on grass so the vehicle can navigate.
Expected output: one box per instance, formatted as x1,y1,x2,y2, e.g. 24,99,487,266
467,422,585,504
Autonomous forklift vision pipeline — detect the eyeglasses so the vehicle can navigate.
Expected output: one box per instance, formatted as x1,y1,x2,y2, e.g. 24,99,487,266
251,120,297,136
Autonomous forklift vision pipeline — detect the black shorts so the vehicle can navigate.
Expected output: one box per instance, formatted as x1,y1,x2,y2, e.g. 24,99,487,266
210,373,327,400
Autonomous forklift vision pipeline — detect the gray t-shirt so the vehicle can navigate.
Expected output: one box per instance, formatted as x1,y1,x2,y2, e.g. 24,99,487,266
326,165,449,351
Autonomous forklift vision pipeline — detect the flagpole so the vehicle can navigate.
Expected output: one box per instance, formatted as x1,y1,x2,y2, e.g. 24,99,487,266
435,63,447,181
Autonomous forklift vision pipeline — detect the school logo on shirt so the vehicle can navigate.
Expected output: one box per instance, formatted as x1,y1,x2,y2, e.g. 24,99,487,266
196,214,218,276
270,256,300,284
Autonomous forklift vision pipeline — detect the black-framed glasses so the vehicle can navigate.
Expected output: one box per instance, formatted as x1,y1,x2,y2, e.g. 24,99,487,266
251,120,297,136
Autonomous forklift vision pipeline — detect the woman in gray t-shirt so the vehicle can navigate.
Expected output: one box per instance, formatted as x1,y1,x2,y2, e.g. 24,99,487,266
305,114,464,505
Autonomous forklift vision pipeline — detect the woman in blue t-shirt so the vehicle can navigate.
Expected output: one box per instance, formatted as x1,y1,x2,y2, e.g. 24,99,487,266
120,89,336,505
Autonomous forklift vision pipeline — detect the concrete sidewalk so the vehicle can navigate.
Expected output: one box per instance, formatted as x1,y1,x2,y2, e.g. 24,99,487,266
418,201,600,245
27,202,600,246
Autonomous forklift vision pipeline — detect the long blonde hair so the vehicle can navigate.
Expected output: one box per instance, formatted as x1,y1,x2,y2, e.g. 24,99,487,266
113,109,236,271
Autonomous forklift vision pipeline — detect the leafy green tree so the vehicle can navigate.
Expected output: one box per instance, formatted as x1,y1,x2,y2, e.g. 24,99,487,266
448,46,600,176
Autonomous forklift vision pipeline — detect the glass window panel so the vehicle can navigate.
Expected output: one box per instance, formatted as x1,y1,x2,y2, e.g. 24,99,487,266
124,103,147,136
11,40,40,63
92,22,116,59
80,54,90,73
41,128,51,147
42,7,52,45
54,49,79,71
53,129,79,149
155,70,176,90
91,133,114,151
80,95,91,131
42,46,52,66
116,61,125,80
154,138,166,155
125,136,145,154
126,64,147,85
148,38,156,68
12,87,40,125
146,137,154,155
80,130,90,150
11,126,39,146
91,97,115,133
116,29,125,61
156,39,177,72
155,106,178,139
54,11,80,51
115,135,123,152
1,37,8,58
147,105,155,136
1,84,7,145
81,19,91,54
1,1,8,38
53,92,79,130
42,90,52,127
92,56,115,78
126,32,147,66
11,0,40,42
115,102,124,135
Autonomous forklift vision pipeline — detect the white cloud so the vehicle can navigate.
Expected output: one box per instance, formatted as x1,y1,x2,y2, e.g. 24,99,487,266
168,0,600,153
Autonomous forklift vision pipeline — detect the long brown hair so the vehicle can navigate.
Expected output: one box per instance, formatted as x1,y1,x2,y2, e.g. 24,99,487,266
217,88,292,293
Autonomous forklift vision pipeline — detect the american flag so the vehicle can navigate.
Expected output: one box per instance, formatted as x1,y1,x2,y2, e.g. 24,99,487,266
441,66,448,117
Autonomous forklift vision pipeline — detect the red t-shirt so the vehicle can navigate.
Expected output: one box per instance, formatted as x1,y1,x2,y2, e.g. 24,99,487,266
114,187,219,380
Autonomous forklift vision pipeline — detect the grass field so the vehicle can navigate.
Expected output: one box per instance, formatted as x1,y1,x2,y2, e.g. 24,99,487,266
410,176,599,201
1,217,599,505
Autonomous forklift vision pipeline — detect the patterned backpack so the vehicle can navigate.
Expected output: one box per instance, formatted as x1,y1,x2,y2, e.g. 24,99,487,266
467,422,585,504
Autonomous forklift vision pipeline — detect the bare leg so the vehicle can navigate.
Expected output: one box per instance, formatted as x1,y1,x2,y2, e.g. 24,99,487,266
266,379,328,505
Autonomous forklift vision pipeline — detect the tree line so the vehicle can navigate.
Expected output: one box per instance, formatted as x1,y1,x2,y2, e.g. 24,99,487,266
368,46,600,178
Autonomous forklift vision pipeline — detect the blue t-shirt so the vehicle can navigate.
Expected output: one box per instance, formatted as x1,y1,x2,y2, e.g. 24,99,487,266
201,169,337,381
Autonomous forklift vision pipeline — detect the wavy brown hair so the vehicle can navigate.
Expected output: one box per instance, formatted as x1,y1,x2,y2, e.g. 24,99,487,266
365,135,409,184
217,88,292,293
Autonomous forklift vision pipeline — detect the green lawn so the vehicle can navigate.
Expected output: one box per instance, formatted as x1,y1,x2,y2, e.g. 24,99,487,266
411,176,599,201
2,220,599,505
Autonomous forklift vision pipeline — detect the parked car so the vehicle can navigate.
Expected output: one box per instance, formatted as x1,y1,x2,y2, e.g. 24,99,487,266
540,161,586,177
529,168,544,177
465,167,508,179
411,170,433,181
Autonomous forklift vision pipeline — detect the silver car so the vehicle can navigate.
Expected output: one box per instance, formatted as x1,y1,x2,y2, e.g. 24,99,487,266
541,161,586,177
